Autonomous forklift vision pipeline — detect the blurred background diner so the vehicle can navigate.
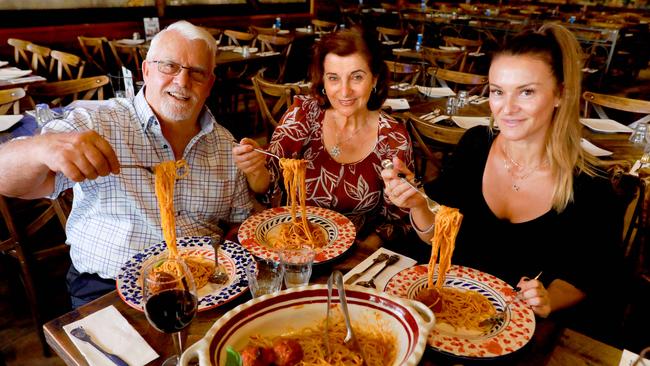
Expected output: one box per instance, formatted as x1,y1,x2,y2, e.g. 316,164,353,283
0,0,649,365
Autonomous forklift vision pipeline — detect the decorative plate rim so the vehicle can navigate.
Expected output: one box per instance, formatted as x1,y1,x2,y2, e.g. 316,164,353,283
384,264,536,358
237,206,356,264
116,236,254,312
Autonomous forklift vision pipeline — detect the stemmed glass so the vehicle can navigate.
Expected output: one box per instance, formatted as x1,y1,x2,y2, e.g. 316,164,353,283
142,257,197,366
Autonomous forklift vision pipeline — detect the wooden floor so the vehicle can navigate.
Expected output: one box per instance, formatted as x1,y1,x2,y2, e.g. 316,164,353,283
1,67,649,366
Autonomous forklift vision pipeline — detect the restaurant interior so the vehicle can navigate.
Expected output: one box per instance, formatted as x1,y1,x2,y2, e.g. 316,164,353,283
1,0,649,365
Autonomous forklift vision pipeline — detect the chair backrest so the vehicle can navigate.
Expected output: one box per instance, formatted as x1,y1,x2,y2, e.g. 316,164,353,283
252,73,301,138
422,46,465,72
582,91,650,123
49,50,85,81
77,36,109,74
223,29,257,47
311,19,337,33
0,88,26,115
426,67,488,94
26,43,52,77
256,34,295,83
7,38,32,68
26,75,109,108
250,25,278,36
377,26,408,48
384,60,421,85
108,41,143,81
443,36,483,72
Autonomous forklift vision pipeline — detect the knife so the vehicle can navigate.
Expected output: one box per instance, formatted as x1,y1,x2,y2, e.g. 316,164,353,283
344,253,390,285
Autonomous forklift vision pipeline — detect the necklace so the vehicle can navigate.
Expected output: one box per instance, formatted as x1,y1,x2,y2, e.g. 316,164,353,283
328,119,367,158
502,144,547,191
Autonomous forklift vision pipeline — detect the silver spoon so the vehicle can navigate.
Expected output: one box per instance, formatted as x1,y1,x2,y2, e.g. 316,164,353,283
70,326,129,366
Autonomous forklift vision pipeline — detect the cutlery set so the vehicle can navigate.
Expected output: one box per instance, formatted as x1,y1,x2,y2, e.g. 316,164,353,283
344,253,401,288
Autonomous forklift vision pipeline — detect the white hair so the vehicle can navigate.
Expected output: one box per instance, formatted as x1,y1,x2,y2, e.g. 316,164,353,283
147,20,217,71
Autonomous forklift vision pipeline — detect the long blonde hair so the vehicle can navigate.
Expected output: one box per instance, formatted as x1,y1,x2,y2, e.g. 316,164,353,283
493,23,599,212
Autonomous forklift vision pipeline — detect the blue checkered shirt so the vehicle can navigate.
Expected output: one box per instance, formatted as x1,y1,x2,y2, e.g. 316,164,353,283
44,91,253,279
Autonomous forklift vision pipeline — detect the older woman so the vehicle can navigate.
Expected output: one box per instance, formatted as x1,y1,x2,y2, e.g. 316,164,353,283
234,26,413,247
382,23,624,330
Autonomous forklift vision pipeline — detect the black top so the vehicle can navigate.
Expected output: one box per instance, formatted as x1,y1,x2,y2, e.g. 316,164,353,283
425,126,623,296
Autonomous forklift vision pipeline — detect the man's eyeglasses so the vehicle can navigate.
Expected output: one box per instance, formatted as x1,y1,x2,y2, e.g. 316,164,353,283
148,60,211,83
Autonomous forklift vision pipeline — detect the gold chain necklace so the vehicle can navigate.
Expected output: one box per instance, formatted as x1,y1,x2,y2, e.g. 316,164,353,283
328,119,367,158
502,145,547,191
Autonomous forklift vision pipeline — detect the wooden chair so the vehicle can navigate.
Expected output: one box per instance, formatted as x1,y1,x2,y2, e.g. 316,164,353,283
222,29,257,47
384,60,422,87
26,75,109,108
49,50,85,81
405,112,465,180
250,25,278,36
377,26,409,48
77,36,109,74
7,38,32,68
582,91,650,125
256,34,295,83
311,19,337,34
252,73,301,140
26,43,52,78
442,36,483,72
426,67,488,94
0,88,26,115
422,46,465,72
108,41,143,81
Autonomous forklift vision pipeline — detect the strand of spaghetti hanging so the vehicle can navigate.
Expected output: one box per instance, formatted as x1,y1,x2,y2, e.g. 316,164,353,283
153,160,189,258
279,158,317,247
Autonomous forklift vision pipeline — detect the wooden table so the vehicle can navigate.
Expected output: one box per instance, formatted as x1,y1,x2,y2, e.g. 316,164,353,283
0,75,46,90
44,238,625,366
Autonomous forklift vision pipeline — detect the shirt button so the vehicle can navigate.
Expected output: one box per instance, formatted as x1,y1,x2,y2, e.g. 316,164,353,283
163,144,168,149
176,211,181,217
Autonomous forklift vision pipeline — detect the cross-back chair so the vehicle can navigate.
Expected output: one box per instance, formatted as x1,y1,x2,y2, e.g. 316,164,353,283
256,34,295,83
0,88,26,115
222,29,257,47
311,19,337,34
108,41,143,81
49,50,85,81
26,75,109,108
426,67,488,94
250,25,278,36
252,73,301,140
582,91,650,125
442,36,483,72
384,60,422,87
26,43,51,77
422,46,465,72
77,36,109,74
7,38,32,68
377,26,409,48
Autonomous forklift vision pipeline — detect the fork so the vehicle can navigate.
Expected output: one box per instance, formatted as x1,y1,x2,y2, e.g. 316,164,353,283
120,164,154,174
232,141,280,160
479,271,543,327
641,151,650,166
355,255,400,288
381,159,440,214
208,220,229,285
70,326,129,366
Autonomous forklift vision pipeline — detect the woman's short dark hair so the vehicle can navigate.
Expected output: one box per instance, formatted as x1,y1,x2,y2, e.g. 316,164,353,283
309,26,388,110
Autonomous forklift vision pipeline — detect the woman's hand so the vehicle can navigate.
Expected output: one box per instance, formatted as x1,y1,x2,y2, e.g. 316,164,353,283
381,157,427,210
516,276,551,318
232,138,270,194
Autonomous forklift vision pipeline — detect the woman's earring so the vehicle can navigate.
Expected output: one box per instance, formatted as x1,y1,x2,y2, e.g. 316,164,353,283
373,86,377,93
322,88,326,95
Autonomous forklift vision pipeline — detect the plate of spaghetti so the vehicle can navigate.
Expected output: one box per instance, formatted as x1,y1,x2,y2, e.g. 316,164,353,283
179,284,435,366
116,236,255,312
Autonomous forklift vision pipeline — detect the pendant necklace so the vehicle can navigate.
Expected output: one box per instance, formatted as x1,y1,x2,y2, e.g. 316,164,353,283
328,119,366,158
502,144,547,191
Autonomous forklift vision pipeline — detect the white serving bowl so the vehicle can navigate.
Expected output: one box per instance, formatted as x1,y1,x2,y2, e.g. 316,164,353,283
180,284,435,366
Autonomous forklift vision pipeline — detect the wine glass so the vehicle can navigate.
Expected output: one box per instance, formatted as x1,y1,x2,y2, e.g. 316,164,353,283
142,257,198,366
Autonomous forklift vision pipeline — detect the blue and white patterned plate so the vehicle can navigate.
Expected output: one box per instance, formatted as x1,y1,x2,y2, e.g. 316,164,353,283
116,236,254,312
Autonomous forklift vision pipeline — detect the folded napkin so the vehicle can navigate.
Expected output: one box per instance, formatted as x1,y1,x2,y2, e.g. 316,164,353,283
257,51,281,57
469,95,489,105
0,60,8,67
580,138,612,157
392,48,411,52
382,98,410,111
417,86,456,98
344,248,416,290
63,305,158,366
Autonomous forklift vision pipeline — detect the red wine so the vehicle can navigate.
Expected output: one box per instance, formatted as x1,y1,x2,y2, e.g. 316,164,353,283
145,289,197,333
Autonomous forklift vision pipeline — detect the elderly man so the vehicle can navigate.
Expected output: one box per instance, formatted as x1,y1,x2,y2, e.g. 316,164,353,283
0,20,252,307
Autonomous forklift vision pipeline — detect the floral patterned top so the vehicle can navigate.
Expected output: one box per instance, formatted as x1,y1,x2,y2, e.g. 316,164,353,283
267,96,414,242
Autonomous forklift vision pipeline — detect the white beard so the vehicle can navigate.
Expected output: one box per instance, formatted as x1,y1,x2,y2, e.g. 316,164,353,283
159,89,197,121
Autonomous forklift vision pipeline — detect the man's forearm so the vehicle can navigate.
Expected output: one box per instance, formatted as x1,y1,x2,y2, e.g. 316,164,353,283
0,137,54,198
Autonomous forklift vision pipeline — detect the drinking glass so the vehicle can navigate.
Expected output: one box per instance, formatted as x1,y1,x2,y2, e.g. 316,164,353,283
143,257,197,366
245,259,284,297
629,122,648,145
279,247,315,288
446,97,459,116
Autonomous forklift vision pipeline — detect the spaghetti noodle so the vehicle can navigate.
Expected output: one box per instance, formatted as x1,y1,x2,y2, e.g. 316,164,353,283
242,308,396,366
268,158,327,250
151,160,214,289
417,205,496,331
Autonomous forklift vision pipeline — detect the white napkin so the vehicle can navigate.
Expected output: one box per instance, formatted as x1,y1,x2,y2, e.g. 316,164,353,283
416,86,456,98
344,248,416,290
63,305,158,366
383,98,410,111
392,48,411,52
580,138,612,157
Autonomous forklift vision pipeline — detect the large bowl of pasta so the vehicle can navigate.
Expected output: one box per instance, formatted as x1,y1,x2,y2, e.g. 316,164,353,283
180,284,435,366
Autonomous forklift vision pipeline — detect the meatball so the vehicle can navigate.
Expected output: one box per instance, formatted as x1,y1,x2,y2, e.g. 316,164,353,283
240,345,275,366
272,339,303,366
416,287,443,313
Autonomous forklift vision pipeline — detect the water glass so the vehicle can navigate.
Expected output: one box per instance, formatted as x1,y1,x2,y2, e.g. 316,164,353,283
242,45,250,58
629,122,648,145
245,259,284,298
446,97,459,115
35,103,55,127
458,90,469,108
279,247,315,289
